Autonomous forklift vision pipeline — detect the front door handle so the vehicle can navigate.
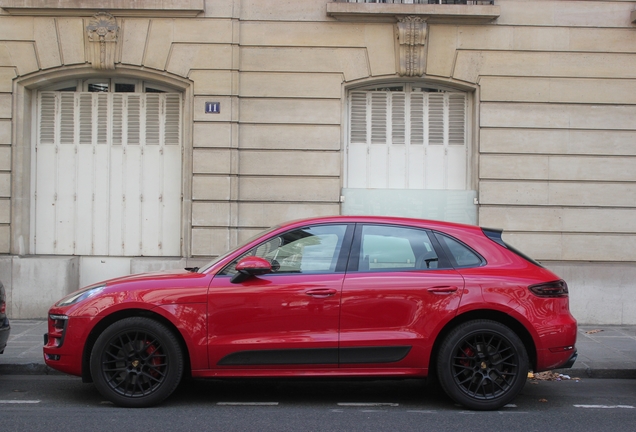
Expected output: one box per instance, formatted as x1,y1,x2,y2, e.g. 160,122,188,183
427,286,458,295
305,288,337,298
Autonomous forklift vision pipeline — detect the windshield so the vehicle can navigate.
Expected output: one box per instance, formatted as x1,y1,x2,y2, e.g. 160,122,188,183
196,225,280,273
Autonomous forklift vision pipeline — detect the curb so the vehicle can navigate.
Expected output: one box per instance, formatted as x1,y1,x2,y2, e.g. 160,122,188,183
554,368,636,380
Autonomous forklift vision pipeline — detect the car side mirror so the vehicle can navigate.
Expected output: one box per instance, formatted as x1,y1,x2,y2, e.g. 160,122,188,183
230,256,273,284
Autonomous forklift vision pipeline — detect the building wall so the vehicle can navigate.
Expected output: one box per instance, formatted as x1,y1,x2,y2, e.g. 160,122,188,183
0,0,635,322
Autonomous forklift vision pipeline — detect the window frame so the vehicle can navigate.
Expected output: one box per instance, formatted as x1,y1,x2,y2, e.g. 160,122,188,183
30,79,184,257
433,231,486,269
344,82,471,191
347,223,454,273
217,224,356,277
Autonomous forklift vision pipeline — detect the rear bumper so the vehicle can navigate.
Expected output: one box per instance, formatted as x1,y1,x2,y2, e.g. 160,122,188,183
559,350,578,369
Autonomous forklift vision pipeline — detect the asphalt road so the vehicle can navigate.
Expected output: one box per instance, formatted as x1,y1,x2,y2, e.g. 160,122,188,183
1,375,635,431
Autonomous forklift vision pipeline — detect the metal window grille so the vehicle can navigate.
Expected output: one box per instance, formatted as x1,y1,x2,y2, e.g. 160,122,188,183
334,1,494,5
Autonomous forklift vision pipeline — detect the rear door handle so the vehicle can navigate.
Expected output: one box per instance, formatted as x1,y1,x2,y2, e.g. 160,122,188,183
305,288,338,298
427,286,458,295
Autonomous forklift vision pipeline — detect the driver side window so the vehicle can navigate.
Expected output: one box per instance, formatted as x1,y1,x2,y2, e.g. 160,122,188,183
221,225,348,275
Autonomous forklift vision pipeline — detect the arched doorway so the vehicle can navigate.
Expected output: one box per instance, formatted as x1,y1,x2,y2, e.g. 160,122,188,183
33,77,183,256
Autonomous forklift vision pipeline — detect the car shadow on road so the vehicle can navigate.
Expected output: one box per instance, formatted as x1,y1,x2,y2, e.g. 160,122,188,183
168,377,452,408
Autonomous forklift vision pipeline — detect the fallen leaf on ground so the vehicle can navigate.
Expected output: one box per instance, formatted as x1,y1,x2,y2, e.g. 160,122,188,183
530,372,561,381
585,329,604,334
529,372,577,382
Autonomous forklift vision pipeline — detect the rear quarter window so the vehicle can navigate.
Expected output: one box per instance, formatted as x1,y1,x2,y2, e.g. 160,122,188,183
435,233,484,268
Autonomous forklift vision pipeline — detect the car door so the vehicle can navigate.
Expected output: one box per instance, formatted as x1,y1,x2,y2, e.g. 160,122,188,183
339,224,465,370
207,224,353,369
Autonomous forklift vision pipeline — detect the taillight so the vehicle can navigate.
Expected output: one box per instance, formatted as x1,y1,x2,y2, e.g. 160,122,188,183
529,280,569,297
0,301,5,314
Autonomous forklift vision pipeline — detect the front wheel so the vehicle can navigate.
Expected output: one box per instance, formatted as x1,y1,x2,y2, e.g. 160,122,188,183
90,317,184,408
436,320,529,411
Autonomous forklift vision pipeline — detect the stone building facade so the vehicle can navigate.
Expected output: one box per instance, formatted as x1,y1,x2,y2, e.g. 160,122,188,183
0,0,635,323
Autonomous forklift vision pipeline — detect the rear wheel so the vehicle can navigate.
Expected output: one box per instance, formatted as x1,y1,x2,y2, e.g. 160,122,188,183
436,320,528,410
90,317,184,407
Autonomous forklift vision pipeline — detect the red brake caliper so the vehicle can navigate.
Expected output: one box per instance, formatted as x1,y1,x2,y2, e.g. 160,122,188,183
145,342,161,377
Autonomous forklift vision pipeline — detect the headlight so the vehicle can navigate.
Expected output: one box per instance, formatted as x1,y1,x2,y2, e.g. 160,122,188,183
56,285,106,306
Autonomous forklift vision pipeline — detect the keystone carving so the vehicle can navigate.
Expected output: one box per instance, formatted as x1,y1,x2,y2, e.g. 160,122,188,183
86,12,119,70
396,16,427,77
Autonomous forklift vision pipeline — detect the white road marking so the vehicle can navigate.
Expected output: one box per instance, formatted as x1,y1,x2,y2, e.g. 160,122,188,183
0,400,41,404
337,402,399,407
217,402,279,406
574,405,634,409
407,410,437,414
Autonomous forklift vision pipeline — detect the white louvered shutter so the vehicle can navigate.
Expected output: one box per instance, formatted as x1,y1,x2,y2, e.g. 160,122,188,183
35,92,183,256
347,88,467,191
447,93,467,190
388,92,406,188
348,92,369,188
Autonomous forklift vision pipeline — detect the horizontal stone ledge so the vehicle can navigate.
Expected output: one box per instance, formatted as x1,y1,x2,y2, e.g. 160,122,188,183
326,2,499,24
0,0,204,17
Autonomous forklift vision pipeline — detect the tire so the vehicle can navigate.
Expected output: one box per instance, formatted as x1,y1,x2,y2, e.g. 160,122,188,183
90,317,184,408
436,319,529,411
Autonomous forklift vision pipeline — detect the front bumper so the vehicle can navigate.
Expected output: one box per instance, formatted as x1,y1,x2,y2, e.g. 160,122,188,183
43,315,91,377
0,317,10,354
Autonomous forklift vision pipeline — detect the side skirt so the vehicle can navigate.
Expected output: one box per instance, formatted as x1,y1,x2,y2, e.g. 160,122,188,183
217,346,411,366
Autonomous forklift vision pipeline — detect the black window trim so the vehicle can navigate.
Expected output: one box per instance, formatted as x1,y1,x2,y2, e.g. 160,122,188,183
481,227,543,268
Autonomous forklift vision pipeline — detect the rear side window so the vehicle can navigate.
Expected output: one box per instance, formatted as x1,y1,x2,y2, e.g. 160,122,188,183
436,234,483,268
357,225,440,271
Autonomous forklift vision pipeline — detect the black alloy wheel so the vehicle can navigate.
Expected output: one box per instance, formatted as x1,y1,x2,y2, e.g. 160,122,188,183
437,319,529,410
90,317,184,408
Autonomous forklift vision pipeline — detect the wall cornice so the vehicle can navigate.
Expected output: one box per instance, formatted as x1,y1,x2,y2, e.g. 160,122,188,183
0,0,204,17
326,2,499,24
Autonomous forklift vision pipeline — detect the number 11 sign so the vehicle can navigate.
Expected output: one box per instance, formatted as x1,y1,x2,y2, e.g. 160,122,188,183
205,102,220,114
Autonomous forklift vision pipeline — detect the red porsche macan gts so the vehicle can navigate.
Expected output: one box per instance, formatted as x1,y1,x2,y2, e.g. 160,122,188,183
44,216,577,410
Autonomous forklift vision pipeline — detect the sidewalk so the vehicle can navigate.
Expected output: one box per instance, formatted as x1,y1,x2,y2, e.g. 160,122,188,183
1,320,636,378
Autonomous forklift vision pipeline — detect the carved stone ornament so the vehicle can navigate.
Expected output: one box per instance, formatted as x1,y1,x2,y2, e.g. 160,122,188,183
396,16,428,77
86,12,119,70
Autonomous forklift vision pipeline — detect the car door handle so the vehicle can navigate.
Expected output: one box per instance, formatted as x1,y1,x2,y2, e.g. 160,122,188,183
427,286,458,295
305,288,338,298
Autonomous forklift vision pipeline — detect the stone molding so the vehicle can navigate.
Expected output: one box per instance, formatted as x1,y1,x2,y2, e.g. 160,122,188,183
326,2,500,24
396,16,427,77
0,0,204,17
86,12,118,71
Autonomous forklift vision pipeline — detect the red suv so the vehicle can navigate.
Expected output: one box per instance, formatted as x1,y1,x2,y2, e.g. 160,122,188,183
44,216,577,410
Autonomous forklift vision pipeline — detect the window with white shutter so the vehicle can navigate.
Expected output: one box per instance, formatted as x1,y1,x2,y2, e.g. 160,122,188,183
34,80,182,256
346,85,467,190
343,84,476,224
